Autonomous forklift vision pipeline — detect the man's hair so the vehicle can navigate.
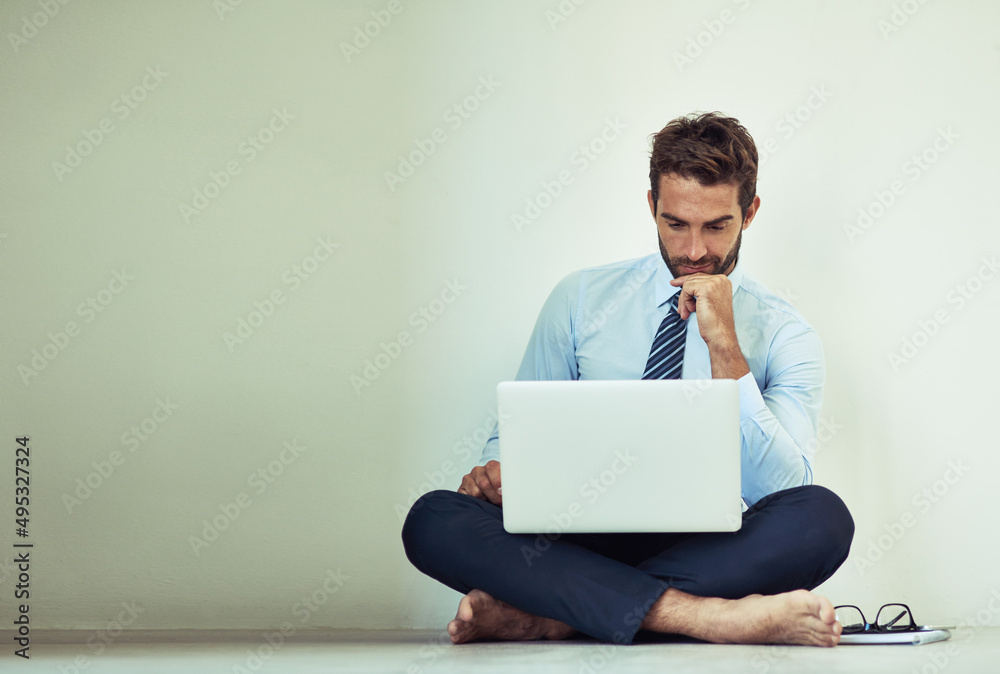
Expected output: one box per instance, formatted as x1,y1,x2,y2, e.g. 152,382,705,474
648,112,758,220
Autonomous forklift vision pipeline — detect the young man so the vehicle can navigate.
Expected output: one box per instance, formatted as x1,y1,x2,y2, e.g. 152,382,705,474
402,112,854,647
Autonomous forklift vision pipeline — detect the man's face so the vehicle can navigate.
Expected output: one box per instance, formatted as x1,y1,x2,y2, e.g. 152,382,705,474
647,173,759,278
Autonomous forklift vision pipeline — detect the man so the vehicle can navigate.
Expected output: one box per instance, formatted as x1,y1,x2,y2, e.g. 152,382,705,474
402,112,854,647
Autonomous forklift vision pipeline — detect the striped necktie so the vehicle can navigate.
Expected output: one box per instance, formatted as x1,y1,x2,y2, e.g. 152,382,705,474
642,293,685,380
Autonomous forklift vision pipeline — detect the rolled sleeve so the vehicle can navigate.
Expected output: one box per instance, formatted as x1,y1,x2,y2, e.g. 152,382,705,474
738,324,824,506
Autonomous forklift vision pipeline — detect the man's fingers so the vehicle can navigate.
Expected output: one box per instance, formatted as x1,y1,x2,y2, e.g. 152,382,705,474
459,468,497,504
475,471,501,505
678,288,696,320
457,463,503,505
458,473,483,500
485,460,502,495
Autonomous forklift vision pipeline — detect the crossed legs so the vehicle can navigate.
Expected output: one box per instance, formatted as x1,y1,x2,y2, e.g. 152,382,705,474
401,485,854,646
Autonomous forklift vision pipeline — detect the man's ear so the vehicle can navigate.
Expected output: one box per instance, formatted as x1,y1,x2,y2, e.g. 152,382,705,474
647,190,656,220
742,195,761,230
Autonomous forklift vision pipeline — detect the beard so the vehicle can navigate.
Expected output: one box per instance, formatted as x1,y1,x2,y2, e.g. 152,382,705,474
659,227,743,278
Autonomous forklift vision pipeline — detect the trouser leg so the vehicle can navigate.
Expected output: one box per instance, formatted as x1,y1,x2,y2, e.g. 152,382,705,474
632,485,855,598
401,490,667,643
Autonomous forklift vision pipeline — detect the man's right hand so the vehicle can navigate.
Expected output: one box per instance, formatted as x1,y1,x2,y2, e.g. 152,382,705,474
457,460,502,506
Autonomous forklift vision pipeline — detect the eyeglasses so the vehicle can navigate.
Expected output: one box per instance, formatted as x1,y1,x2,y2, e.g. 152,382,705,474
834,604,919,634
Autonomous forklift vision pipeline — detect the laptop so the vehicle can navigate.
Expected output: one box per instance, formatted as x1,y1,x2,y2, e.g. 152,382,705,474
498,379,741,534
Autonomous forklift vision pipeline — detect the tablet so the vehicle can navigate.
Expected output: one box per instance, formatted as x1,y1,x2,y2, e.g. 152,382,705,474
838,629,951,645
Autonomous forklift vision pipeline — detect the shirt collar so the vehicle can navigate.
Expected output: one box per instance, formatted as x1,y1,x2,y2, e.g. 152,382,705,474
654,254,745,309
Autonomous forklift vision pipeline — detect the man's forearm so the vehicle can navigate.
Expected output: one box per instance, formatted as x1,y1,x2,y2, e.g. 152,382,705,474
708,337,751,380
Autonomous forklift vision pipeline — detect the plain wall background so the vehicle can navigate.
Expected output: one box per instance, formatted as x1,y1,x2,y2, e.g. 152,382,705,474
2,0,999,633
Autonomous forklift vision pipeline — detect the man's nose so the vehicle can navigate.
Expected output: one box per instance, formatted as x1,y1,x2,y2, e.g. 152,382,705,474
685,231,707,262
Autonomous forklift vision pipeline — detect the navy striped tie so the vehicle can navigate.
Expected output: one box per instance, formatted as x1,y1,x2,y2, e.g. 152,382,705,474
642,293,685,380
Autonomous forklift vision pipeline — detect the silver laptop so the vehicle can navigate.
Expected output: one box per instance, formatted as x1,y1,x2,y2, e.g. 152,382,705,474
498,379,741,534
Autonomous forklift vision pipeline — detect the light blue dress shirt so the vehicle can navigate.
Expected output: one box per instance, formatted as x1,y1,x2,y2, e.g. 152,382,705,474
478,253,825,507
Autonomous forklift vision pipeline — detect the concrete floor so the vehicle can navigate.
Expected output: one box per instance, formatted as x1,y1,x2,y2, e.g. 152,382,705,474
2,627,999,673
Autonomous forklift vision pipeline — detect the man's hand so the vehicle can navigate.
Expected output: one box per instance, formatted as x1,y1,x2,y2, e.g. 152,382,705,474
457,460,502,506
670,273,737,344
670,273,750,380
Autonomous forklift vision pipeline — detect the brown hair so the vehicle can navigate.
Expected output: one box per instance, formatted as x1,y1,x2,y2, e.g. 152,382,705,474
649,112,758,220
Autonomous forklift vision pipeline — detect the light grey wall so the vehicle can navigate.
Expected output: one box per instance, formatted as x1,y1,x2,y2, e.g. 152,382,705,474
2,0,998,636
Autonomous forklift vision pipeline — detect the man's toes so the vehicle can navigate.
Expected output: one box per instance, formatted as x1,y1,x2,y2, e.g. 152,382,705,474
458,591,486,622
815,596,837,624
448,619,471,644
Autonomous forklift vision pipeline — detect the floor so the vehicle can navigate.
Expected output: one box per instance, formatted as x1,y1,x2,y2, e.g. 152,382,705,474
3,627,999,673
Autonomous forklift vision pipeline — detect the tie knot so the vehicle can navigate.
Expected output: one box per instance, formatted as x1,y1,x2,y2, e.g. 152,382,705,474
669,292,680,312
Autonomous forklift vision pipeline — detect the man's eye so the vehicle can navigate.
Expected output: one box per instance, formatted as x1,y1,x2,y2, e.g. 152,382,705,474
667,222,684,229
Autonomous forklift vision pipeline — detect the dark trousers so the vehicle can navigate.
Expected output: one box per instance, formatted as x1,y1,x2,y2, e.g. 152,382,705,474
401,485,854,644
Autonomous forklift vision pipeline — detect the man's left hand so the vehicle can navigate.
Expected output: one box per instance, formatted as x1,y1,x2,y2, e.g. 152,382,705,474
670,273,750,380
670,273,738,348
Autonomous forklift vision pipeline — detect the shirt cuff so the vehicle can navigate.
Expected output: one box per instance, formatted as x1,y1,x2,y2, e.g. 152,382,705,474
478,438,500,466
737,372,768,421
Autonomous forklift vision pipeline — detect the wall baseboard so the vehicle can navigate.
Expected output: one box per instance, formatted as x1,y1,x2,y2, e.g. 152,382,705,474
0,628,438,645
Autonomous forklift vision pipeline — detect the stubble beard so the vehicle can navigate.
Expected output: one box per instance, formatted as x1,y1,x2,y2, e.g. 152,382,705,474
659,227,743,278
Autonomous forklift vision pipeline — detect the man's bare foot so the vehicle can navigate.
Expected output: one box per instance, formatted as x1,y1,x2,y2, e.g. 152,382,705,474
642,588,842,647
447,589,577,644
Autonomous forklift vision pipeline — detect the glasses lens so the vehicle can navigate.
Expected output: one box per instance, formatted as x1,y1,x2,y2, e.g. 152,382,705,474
876,604,912,631
835,606,865,633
